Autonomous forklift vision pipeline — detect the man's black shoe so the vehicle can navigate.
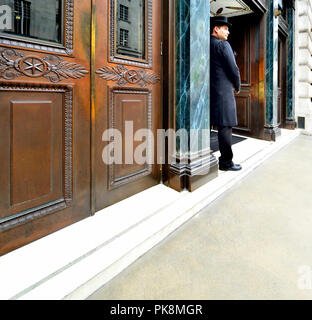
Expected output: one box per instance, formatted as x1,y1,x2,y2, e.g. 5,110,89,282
219,164,242,171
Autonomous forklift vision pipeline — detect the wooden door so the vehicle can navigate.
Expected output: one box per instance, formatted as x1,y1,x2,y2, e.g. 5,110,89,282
0,0,91,255
0,0,162,255
229,14,263,138
278,33,287,128
93,0,162,211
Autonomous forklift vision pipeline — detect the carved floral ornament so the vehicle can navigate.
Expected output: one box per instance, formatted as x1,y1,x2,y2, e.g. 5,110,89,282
0,49,88,82
0,49,160,87
96,65,160,87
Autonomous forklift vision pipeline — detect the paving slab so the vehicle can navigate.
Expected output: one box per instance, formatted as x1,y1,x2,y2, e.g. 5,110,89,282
88,135,312,300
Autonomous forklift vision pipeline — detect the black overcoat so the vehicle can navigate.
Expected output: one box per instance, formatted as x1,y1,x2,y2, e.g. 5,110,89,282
210,36,241,127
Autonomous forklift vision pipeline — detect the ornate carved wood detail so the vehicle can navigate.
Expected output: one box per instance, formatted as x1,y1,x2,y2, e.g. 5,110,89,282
64,0,74,55
108,88,153,189
0,48,88,82
0,83,73,232
109,0,153,67
235,94,252,132
96,65,160,87
64,89,73,206
0,0,74,55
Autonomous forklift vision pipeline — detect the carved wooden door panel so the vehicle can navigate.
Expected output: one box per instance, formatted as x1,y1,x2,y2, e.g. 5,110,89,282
0,0,91,255
93,0,162,211
229,15,262,138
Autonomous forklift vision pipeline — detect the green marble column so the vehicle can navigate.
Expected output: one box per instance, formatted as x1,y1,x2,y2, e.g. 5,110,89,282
264,0,281,141
169,0,218,192
285,5,296,129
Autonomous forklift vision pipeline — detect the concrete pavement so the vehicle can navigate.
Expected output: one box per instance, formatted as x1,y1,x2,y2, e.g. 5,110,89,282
88,134,312,300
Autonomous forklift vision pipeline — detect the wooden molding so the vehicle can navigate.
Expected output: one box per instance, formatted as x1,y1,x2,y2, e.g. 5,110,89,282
0,48,88,82
0,83,73,231
96,65,160,87
108,87,153,189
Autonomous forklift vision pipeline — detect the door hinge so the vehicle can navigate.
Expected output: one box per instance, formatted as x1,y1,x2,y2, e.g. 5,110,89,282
160,41,163,56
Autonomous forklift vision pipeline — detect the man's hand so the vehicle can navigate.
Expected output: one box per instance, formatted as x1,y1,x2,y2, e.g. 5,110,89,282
234,90,240,94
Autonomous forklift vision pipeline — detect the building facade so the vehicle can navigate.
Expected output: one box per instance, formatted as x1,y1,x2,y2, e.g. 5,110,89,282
295,0,312,134
0,0,296,256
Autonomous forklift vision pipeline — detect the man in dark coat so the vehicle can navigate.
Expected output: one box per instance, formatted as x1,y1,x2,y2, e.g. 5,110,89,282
210,16,242,171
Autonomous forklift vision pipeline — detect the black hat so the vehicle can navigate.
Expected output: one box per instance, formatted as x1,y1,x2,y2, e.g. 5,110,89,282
211,16,232,28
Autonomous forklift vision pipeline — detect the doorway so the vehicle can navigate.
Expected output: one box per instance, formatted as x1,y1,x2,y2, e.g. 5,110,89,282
278,31,288,128
228,13,263,138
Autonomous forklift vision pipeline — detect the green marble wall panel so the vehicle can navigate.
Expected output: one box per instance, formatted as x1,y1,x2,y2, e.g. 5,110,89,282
286,6,295,121
175,0,210,156
265,0,279,126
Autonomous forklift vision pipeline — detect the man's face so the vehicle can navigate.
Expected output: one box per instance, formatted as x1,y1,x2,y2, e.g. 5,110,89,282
214,25,230,41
